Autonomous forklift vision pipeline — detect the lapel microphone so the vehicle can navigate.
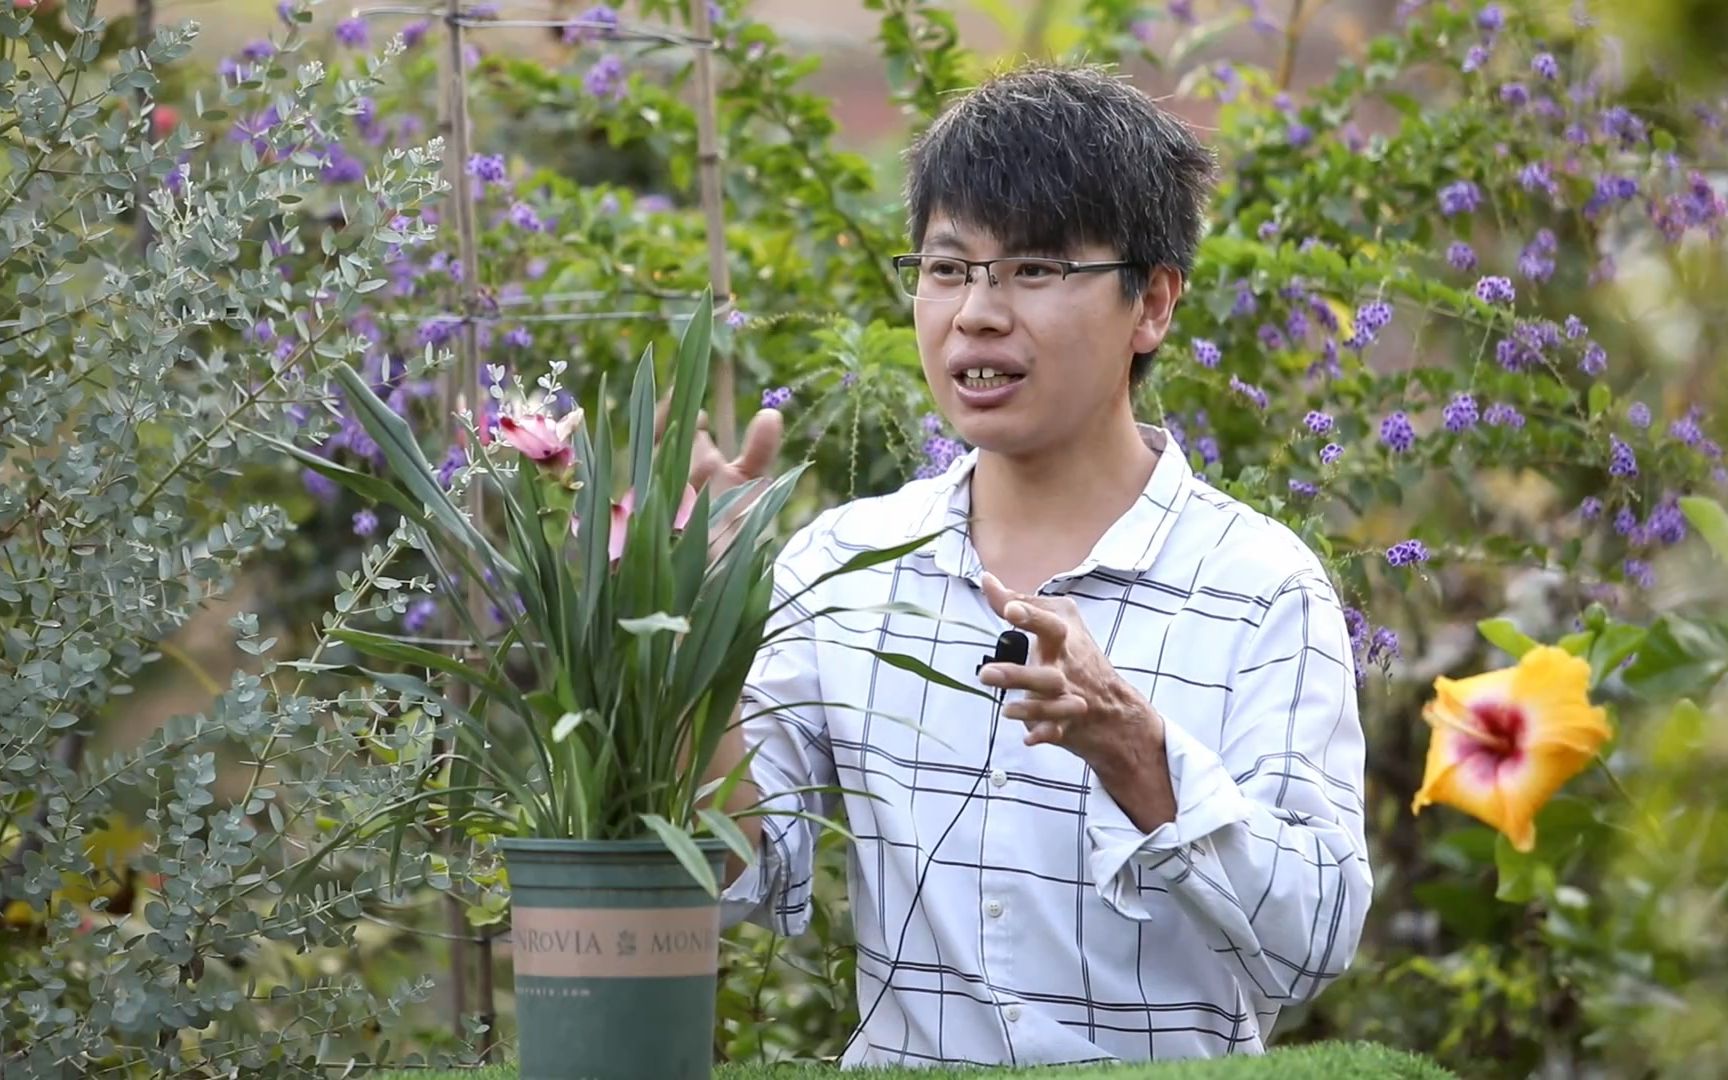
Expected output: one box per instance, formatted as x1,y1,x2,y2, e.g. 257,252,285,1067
977,629,1030,678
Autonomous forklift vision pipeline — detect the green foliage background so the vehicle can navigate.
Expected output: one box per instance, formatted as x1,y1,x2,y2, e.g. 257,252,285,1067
3,0,1727,1076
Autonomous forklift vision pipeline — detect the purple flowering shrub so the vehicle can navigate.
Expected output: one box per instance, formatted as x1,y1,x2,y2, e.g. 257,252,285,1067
1128,2,1728,1071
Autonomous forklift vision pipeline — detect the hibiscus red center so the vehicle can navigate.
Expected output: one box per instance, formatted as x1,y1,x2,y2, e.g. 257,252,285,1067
1463,701,1525,777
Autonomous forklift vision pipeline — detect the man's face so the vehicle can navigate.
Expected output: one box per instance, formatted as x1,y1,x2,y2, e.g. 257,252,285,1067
912,215,1178,460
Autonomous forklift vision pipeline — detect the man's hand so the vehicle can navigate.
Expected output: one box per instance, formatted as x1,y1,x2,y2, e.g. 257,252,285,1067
656,399,783,562
976,572,1166,779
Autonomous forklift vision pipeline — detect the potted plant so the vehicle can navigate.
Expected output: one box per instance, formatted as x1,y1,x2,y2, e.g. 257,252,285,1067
274,292,956,1078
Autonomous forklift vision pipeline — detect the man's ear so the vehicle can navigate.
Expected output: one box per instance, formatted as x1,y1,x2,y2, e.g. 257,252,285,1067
1129,266,1184,356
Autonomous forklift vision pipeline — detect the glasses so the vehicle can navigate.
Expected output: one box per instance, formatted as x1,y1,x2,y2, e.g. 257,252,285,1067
891,253,1142,303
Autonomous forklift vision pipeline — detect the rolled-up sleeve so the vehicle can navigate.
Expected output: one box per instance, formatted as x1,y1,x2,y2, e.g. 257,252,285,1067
718,544,837,937
1085,574,1372,1005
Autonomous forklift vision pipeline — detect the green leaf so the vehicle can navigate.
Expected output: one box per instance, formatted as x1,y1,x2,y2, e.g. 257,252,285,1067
828,641,996,700
327,363,510,568
257,432,431,527
639,813,718,897
695,807,755,869
1587,381,1611,419
1494,832,1552,903
1586,623,1647,688
1477,617,1538,659
1680,496,1728,563
1622,615,1728,700
619,612,691,635
771,526,955,621
328,629,515,704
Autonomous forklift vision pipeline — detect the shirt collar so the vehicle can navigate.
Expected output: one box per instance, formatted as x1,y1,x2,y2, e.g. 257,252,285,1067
909,424,1195,583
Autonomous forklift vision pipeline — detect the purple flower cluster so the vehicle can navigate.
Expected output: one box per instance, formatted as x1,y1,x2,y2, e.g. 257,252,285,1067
1519,161,1560,200
915,435,966,480
1192,338,1222,368
1531,53,1560,80
563,3,620,44
503,326,533,348
1345,299,1393,350
1304,410,1334,436
1599,105,1647,147
1446,241,1477,271
417,315,464,348
1580,341,1608,376
1379,411,1416,453
467,153,507,186
401,18,432,49
1229,375,1269,411
1624,559,1656,589
1474,275,1515,306
404,598,438,634
761,386,792,409
725,309,748,329
1585,174,1640,218
437,444,466,489
1385,539,1430,567
1439,180,1482,216
507,201,544,232
1320,443,1343,466
1484,402,1525,428
584,54,628,100
1608,434,1638,477
1627,402,1652,429
1578,496,1604,521
335,17,369,48
1443,392,1479,432
1652,171,1727,241
1344,607,1399,686
1565,315,1588,340
1462,44,1490,74
352,509,379,537
320,144,365,185
1288,478,1318,498
1518,228,1557,282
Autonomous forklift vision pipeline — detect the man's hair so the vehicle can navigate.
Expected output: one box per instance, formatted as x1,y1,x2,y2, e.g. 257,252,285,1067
903,63,1217,386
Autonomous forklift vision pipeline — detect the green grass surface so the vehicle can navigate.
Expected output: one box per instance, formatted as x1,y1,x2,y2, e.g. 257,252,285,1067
376,1040,1455,1078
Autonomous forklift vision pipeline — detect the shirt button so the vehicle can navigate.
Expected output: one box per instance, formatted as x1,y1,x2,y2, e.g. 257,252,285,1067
989,768,1007,788
984,899,1003,918
1005,1004,1022,1022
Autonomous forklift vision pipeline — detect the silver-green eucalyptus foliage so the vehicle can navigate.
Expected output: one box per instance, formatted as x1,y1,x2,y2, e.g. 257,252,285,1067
2,1,456,1073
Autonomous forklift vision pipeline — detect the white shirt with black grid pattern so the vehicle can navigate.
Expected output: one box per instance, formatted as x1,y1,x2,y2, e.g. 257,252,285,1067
720,424,1372,1068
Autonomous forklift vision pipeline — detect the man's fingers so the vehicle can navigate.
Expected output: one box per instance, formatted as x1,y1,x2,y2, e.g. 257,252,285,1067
653,392,709,439
653,394,673,440
979,662,1065,697
732,408,783,479
1002,598,1068,648
1002,694,1088,726
689,429,728,490
978,571,1015,621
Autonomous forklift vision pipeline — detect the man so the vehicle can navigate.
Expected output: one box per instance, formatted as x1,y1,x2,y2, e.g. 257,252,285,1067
693,63,1371,1068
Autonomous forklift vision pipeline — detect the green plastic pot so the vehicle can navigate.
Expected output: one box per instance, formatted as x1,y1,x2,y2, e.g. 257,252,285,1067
500,837,729,1080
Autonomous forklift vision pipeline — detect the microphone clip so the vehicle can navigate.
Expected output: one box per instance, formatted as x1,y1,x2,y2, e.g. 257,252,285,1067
976,628,1030,677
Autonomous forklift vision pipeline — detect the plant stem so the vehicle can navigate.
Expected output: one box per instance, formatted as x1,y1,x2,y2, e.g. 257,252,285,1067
1593,754,1662,837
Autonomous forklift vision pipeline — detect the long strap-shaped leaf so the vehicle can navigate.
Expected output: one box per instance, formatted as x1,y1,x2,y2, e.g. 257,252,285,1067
327,362,513,570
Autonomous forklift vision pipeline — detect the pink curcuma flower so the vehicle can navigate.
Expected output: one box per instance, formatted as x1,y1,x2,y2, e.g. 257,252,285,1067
575,484,700,562
497,408,583,470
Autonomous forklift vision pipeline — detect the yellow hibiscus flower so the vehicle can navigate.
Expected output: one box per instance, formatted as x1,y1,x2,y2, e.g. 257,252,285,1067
1411,645,1613,852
